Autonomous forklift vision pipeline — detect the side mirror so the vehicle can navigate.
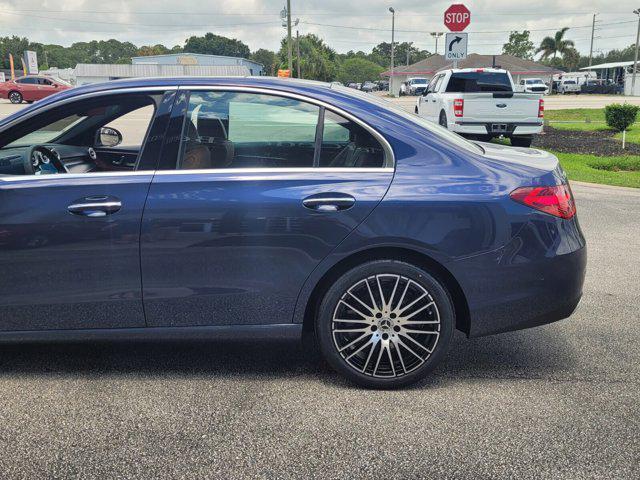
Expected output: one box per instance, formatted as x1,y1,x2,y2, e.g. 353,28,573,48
422,89,430,96
95,127,122,148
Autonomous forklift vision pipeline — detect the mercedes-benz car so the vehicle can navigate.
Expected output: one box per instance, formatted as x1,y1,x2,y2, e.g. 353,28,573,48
0,77,586,388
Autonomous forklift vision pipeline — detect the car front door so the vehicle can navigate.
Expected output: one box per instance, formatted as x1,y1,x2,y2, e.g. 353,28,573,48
420,75,439,121
36,78,57,99
0,89,174,331
140,89,394,327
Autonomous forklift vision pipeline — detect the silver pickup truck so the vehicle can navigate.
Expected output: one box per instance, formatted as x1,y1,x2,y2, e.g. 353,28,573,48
415,68,544,147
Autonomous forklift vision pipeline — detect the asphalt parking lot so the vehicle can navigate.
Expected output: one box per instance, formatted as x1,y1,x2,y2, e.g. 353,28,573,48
0,181,638,479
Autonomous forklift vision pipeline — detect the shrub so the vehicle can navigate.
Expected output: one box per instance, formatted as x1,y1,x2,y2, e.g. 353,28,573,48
604,103,639,132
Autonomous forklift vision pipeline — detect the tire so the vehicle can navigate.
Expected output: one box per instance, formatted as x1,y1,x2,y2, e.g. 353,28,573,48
315,260,455,389
8,91,22,104
511,136,533,148
439,111,448,128
414,106,419,114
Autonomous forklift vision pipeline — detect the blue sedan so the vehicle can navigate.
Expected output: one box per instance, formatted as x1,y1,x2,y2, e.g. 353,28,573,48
0,77,585,388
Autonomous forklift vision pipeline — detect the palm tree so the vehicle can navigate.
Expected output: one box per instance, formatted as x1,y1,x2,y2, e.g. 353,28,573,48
536,27,575,59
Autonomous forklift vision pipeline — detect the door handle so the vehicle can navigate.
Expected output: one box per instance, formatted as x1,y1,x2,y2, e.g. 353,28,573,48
68,196,122,217
302,194,355,212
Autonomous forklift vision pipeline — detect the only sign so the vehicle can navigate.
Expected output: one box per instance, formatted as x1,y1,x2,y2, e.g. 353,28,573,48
444,4,471,32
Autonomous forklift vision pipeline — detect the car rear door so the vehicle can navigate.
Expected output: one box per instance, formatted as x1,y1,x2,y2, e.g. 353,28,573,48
140,88,394,327
16,78,38,101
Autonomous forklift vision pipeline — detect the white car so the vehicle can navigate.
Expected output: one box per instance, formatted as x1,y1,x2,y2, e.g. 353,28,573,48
407,78,429,95
415,68,544,148
558,79,581,94
519,78,549,94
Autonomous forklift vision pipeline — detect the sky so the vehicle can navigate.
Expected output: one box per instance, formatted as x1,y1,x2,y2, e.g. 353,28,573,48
0,0,638,58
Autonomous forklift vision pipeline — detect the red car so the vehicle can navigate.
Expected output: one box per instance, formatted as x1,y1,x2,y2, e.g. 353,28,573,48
0,76,71,104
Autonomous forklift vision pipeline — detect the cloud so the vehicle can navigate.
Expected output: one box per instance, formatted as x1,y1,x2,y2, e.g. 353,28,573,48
0,0,636,56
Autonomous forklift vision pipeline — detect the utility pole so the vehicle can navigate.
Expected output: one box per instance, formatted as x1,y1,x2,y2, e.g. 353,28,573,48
633,9,640,95
588,14,597,68
296,29,301,78
287,0,293,73
406,48,409,66
389,7,395,94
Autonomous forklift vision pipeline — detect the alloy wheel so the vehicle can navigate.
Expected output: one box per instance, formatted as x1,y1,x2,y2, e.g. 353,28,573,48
331,274,441,378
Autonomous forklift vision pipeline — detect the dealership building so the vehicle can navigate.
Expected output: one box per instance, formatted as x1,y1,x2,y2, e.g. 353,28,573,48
382,54,561,96
73,53,264,86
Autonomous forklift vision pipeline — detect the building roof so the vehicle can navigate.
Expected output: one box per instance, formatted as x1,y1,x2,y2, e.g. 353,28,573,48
580,61,638,70
74,63,251,78
382,54,562,77
131,53,262,65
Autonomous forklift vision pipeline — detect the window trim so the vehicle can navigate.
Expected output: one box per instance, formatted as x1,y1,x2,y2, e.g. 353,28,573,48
175,86,394,170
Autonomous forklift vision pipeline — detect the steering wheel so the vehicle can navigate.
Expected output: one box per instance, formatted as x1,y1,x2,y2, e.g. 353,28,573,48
26,146,66,175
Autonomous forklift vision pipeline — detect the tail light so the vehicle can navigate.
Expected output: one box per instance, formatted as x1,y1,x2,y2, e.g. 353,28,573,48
510,183,576,219
538,98,544,118
453,98,464,117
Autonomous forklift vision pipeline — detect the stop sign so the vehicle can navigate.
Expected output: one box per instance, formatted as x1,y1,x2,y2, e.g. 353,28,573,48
444,4,471,32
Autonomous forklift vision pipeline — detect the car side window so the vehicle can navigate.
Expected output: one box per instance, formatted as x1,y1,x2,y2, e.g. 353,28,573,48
103,104,157,148
318,110,385,168
176,91,320,169
433,75,444,93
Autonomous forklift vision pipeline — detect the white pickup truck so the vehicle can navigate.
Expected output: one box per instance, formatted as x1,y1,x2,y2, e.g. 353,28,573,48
415,68,544,147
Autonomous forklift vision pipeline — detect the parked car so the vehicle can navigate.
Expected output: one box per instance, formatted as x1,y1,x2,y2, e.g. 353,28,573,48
416,68,544,147
360,81,378,92
0,77,585,388
519,78,549,94
407,78,429,95
580,79,618,95
376,80,389,91
0,76,71,104
346,82,362,90
557,78,581,94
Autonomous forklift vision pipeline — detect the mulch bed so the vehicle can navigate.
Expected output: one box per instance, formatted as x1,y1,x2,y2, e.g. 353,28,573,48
531,127,640,156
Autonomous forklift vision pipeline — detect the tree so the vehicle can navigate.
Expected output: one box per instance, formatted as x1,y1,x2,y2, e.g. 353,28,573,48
250,48,277,75
370,41,430,67
502,31,534,60
536,27,574,59
137,44,171,57
184,33,250,58
277,34,337,81
562,47,581,71
337,58,384,84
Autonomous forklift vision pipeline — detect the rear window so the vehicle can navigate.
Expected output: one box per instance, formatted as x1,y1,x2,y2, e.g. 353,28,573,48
446,72,513,92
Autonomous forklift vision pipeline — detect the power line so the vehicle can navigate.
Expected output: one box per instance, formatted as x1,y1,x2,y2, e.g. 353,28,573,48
0,8,636,17
0,10,279,28
299,19,637,35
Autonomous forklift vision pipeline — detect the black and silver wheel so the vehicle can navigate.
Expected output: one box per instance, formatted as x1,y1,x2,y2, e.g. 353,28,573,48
439,111,448,128
9,91,22,104
316,260,454,388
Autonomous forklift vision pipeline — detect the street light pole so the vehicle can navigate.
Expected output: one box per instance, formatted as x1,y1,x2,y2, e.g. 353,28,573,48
287,0,293,73
430,32,443,55
389,7,395,94
633,9,640,95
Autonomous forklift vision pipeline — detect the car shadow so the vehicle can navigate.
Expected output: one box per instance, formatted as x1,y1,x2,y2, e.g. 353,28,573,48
0,325,576,387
